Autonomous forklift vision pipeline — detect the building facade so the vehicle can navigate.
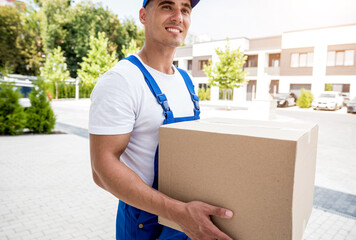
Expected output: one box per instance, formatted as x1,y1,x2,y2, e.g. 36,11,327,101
174,24,356,103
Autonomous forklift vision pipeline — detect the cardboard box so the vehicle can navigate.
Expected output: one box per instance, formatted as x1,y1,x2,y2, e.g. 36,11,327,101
158,118,318,240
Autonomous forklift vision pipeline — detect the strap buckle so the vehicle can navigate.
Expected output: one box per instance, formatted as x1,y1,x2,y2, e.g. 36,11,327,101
156,94,171,112
191,94,200,110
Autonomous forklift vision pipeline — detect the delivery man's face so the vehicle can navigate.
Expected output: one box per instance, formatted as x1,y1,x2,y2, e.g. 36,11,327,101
141,0,192,48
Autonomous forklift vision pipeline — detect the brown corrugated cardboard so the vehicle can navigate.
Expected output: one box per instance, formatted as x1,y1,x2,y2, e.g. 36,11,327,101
158,118,318,240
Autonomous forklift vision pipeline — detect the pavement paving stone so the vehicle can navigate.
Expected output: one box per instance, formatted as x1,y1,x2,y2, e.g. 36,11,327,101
1,101,356,240
0,134,117,239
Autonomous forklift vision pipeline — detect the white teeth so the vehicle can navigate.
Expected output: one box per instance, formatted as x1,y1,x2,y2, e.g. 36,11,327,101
167,28,180,33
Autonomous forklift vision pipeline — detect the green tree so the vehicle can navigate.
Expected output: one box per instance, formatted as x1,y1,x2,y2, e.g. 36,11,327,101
78,32,117,84
0,82,26,135
0,6,24,74
325,84,332,91
38,0,70,52
60,1,122,77
122,38,141,57
204,41,247,100
297,88,314,108
31,1,144,77
0,5,44,75
117,18,145,58
26,79,56,133
40,46,70,99
21,6,45,75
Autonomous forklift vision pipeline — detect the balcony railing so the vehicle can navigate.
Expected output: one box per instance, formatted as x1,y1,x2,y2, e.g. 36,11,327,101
244,67,258,76
265,67,280,76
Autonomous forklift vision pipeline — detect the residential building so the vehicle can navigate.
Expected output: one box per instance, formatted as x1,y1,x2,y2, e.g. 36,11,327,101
174,24,356,102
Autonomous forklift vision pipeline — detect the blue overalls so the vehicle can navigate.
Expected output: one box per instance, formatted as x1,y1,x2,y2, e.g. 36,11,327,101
116,55,200,240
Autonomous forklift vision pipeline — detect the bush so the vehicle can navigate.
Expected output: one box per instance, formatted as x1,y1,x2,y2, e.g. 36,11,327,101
198,88,205,100
0,81,26,135
79,81,95,98
325,84,332,91
45,80,94,99
26,79,56,133
205,88,211,100
297,88,314,108
198,87,211,101
46,81,75,99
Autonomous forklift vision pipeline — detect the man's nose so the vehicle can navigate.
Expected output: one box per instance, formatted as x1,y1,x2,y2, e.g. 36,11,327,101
170,9,183,23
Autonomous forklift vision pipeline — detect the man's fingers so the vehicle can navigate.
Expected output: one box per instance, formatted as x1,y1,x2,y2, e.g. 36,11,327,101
209,221,234,240
209,205,234,219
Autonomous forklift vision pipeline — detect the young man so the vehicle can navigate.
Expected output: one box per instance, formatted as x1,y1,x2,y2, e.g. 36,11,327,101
89,0,233,239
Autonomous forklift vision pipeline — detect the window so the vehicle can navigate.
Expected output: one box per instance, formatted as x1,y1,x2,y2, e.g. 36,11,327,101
345,50,354,66
199,83,209,89
327,50,354,66
299,53,307,67
291,53,299,67
272,59,279,67
268,53,280,67
307,52,314,67
199,60,209,70
173,61,179,67
327,51,335,66
336,52,344,66
246,55,258,68
291,52,313,67
187,60,192,70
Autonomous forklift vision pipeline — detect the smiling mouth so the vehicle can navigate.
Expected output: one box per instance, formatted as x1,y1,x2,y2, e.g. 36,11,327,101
166,27,182,33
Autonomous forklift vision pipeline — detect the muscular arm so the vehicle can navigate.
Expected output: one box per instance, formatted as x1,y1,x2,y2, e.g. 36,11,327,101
90,133,233,240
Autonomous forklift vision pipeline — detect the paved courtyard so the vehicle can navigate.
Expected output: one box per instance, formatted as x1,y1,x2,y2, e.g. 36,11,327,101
0,99,355,239
0,134,117,240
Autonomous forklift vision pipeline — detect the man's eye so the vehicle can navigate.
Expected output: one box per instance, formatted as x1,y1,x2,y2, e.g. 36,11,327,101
162,5,171,10
182,9,190,14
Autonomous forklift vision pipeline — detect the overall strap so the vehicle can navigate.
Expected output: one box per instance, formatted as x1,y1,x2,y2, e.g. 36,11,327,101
177,68,200,119
125,55,174,122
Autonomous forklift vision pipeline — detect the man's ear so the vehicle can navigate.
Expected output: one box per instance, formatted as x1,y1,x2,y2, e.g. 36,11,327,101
139,8,148,25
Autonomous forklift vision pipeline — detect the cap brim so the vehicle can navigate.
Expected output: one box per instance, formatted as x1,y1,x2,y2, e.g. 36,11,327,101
191,0,200,8
143,0,200,8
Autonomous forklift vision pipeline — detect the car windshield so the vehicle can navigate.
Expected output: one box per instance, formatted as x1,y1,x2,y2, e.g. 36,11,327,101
319,93,336,98
273,93,289,98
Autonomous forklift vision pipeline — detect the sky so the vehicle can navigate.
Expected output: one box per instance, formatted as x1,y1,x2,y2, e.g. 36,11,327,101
75,0,356,41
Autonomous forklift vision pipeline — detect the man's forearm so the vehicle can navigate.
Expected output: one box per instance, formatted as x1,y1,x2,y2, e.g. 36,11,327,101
92,153,184,222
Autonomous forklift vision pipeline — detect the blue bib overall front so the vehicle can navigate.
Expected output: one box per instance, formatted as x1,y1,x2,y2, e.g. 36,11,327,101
116,55,200,240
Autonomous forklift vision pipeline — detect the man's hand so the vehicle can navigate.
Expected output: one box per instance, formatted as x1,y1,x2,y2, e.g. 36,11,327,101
174,201,234,240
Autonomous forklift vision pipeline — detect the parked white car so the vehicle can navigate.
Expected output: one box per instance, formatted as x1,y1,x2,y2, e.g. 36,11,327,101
312,91,344,111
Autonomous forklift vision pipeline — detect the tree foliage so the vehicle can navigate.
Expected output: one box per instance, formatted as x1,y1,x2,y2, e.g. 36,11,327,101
0,6,22,74
204,41,247,100
36,0,144,77
0,81,26,135
122,38,141,57
198,87,211,101
0,5,43,75
1,0,144,77
26,79,56,133
78,32,118,84
40,46,70,99
297,88,314,108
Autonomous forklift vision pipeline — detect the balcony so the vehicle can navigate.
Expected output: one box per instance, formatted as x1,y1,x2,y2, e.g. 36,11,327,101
244,67,258,76
265,67,280,76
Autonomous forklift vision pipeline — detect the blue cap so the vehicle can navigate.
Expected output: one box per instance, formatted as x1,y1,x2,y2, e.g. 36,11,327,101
143,0,200,8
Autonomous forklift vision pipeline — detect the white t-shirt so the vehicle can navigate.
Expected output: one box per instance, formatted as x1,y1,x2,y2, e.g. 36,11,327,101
89,55,195,186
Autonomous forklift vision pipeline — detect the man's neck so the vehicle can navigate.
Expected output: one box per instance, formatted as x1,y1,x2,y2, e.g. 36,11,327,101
137,42,177,75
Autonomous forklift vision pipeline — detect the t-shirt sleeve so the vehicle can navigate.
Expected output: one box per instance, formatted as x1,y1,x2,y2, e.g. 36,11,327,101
89,70,136,135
